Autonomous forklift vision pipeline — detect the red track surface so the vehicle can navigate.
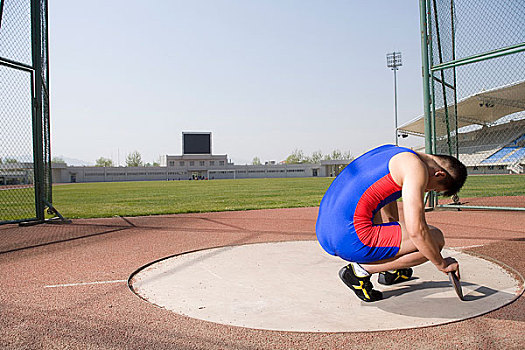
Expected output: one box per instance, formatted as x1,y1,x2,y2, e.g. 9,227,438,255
1,198,524,350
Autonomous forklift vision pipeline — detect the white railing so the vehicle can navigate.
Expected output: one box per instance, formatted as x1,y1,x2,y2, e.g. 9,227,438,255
507,161,524,174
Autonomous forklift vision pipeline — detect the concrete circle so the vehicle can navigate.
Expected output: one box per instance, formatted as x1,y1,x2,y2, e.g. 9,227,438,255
129,241,523,332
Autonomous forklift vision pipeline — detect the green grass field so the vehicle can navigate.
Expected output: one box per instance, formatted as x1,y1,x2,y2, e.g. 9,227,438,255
2,174,524,221
456,174,525,197
46,174,524,219
50,177,334,219
0,187,37,222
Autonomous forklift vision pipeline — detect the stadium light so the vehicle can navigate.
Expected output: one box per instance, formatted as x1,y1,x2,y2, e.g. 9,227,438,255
387,52,402,145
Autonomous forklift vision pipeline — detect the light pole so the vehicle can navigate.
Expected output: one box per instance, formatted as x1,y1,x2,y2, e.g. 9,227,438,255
387,52,402,145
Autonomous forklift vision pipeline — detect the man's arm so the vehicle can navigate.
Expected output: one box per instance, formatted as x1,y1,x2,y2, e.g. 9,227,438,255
394,153,451,272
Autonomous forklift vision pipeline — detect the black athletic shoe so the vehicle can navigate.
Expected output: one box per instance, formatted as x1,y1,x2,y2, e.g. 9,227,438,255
338,265,383,302
377,268,413,285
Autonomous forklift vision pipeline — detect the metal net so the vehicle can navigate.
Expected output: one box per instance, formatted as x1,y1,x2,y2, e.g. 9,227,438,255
426,0,525,207
0,0,51,224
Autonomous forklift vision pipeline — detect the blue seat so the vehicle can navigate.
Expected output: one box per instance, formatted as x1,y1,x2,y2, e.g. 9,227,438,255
481,147,515,163
504,147,525,163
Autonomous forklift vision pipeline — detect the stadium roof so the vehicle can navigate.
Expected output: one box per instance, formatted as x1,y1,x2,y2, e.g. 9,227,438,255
399,80,525,136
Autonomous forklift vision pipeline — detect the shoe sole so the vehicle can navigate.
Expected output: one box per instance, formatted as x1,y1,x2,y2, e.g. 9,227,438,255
338,267,382,302
338,267,354,289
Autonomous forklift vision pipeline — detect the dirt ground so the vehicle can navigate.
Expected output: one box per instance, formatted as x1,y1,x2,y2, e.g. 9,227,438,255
1,197,524,349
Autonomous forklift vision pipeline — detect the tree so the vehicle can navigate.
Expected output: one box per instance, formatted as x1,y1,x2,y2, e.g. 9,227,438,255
285,149,307,164
52,157,67,165
343,151,353,160
252,156,261,165
95,157,114,167
143,160,160,167
310,150,323,164
285,149,353,164
4,158,18,164
324,149,353,161
126,151,143,167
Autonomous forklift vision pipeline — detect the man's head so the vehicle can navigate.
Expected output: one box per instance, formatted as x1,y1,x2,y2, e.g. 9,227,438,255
431,154,468,197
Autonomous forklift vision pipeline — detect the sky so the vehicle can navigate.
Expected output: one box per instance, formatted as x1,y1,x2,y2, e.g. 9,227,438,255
47,0,426,166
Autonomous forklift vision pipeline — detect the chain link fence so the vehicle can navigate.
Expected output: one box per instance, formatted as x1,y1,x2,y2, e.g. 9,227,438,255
422,0,525,209
1,0,52,224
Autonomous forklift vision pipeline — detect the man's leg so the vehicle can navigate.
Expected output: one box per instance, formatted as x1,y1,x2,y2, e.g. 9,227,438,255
338,222,445,302
361,223,445,274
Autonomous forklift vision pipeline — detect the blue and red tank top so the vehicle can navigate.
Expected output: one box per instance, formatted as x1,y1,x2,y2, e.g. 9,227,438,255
316,144,417,262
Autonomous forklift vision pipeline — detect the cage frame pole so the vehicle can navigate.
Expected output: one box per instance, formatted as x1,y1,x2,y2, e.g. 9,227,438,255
431,42,525,72
419,0,437,208
31,0,45,221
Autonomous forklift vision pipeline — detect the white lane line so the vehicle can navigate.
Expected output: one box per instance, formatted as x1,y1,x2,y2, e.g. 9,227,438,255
451,244,485,250
44,279,127,288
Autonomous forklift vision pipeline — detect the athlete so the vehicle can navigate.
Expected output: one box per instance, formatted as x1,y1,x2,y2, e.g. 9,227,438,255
316,144,467,302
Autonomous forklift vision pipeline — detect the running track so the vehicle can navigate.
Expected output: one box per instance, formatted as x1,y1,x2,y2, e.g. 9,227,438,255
0,197,524,349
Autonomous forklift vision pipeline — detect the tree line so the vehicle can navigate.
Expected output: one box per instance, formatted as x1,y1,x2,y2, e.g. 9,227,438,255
49,152,160,167
0,157,69,165
6,149,352,167
95,151,160,167
252,149,353,165
0,157,18,164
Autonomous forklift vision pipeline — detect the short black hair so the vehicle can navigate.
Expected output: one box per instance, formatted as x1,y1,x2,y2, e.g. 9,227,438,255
434,154,468,197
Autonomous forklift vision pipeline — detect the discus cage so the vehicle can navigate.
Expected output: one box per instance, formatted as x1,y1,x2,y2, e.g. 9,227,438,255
417,0,525,211
0,0,65,225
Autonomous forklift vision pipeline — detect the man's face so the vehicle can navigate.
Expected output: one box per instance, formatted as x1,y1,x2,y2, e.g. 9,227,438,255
425,170,449,194
425,182,448,194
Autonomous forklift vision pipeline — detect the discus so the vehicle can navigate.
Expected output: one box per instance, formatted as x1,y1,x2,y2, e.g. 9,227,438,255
448,271,464,301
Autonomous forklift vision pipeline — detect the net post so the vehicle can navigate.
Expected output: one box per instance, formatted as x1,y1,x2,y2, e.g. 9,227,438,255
419,0,436,208
31,0,45,222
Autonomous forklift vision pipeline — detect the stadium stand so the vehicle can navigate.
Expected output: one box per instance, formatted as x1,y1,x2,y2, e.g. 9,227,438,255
399,80,525,174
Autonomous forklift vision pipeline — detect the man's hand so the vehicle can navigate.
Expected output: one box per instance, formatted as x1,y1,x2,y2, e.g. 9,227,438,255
438,257,460,279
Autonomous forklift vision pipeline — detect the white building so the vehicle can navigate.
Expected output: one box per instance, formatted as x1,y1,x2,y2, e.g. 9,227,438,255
52,154,351,183
52,132,352,183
